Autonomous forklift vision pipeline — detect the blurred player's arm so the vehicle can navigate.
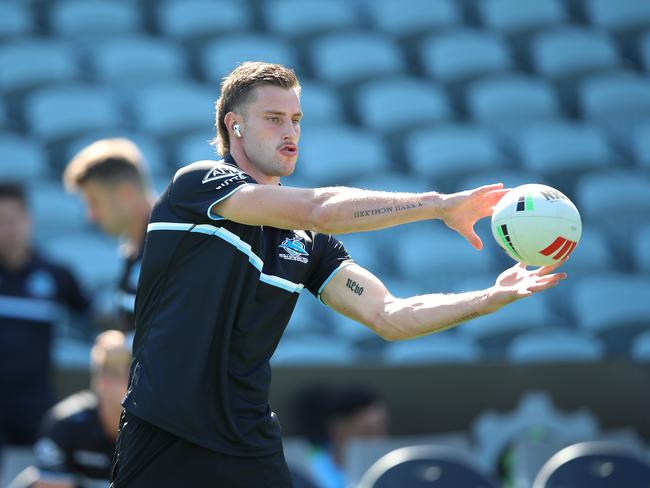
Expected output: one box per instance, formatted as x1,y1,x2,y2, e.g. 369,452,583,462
320,262,566,341
33,480,75,488
213,183,507,249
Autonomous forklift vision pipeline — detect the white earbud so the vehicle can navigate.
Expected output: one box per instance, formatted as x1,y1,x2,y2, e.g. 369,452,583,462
233,124,242,138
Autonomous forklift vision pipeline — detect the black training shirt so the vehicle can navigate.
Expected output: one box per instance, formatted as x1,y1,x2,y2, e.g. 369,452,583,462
123,154,352,456
34,390,115,487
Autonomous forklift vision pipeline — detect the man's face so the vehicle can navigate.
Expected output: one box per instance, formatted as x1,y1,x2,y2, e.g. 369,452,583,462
0,198,31,259
79,180,130,236
239,84,302,178
332,403,389,444
95,367,129,406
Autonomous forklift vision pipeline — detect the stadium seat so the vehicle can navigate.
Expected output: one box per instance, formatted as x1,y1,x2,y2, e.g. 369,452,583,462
174,131,216,168
284,292,332,337
0,132,47,181
25,85,122,143
354,76,451,133
585,0,650,35
200,35,298,83
299,80,344,127
633,122,650,169
53,336,92,368
49,0,142,39
405,123,505,190
631,330,650,362
420,28,513,85
516,121,613,187
270,334,358,365
157,0,252,41
572,274,650,355
295,124,391,184
130,81,214,138
45,232,121,289
310,32,406,86
358,445,498,488
533,441,650,488
365,0,461,38
345,434,474,488
89,36,188,86
28,181,87,241
0,1,34,39
65,132,169,178
460,169,545,192
455,276,560,357
0,97,7,129
640,31,650,71
346,172,432,194
383,333,481,364
478,0,567,38
466,75,561,136
473,391,600,472
531,27,621,81
634,225,650,273
263,0,358,39
336,231,389,276
506,329,605,363
0,40,80,93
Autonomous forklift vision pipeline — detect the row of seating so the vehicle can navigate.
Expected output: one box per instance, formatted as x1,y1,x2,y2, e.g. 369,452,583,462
3,0,650,44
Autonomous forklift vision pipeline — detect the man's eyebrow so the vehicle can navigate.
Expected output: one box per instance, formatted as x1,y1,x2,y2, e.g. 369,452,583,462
263,110,303,117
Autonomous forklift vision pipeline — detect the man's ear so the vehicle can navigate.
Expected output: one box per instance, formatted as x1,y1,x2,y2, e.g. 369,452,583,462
224,112,240,138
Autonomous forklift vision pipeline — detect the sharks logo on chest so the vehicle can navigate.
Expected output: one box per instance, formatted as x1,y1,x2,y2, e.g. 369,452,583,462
278,236,309,264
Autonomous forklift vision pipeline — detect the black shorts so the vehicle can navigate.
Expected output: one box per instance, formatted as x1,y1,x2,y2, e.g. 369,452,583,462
110,411,294,488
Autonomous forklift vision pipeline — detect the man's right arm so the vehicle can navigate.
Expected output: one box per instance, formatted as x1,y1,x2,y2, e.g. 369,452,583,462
213,183,507,249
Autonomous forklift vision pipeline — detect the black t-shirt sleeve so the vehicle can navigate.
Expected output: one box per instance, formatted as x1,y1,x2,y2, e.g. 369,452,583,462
53,264,92,313
170,161,255,223
306,234,354,302
33,417,75,483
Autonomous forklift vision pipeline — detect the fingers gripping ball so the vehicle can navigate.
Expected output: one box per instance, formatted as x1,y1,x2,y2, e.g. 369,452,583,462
491,184,582,266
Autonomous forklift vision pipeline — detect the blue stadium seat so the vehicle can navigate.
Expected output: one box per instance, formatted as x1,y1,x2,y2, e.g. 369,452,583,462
263,0,357,39
572,273,650,354
641,31,650,71
50,0,142,39
507,329,605,364
365,0,461,38
327,309,381,345
337,231,389,276
383,333,481,364
585,0,650,35
466,75,561,134
561,229,615,276
295,124,391,184
0,132,47,181
516,121,613,185
28,181,87,241
89,36,187,86
531,27,621,80
299,80,344,127
478,0,567,37
633,122,650,169
310,32,405,86
0,40,80,93
284,293,331,337
634,225,650,273
200,35,298,83
631,330,650,362
0,1,34,39
131,81,214,138
271,334,358,366
355,76,450,133
157,0,252,41
346,172,432,194
25,85,122,142
53,336,92,368
0,97,7,129
420,28,513,85
460,169,545,192
174,131,216,168
65,132,169,178
45,232,121,290
405,123,505,189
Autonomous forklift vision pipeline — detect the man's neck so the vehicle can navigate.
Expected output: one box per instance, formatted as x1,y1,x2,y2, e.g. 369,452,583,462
124,196,153,251
228,148,280,186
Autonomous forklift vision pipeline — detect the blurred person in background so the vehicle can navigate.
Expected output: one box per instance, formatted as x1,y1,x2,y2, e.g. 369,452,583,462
292,385,388,488
111,61,565,487
11,330,130,488
63,139,154,336
0,183,91,459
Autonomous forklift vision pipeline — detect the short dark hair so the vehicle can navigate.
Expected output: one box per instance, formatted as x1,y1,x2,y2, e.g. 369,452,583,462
0,183,27,207
212,61,300,156
63,138,148,192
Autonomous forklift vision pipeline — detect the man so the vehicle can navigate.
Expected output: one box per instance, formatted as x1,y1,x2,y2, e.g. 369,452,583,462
0,184,91,454
111,62,566,487
63,139,154,334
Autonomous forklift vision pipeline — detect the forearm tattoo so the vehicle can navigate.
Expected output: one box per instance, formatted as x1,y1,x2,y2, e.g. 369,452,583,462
353,200,423,219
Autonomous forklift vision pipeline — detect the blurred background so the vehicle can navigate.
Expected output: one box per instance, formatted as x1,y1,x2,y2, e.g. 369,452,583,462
1,0,649,486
